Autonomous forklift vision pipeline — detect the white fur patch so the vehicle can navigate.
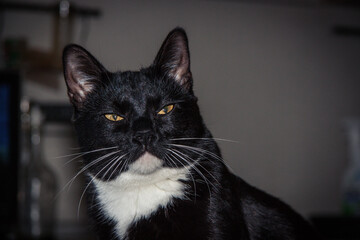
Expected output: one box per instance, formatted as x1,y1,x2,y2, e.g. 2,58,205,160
130,152,163,175
93,153,188,239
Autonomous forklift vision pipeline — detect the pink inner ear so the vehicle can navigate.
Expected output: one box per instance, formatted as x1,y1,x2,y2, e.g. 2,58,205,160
64,48,100,107
66,64,83,97
159,33,191,89
170,45,192,90
172,53,189,82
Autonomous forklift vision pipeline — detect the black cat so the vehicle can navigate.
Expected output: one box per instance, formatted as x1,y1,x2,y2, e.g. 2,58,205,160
63,28,321,240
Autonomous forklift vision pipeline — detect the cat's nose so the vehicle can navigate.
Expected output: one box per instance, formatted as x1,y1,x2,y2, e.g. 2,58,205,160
133,130,156,147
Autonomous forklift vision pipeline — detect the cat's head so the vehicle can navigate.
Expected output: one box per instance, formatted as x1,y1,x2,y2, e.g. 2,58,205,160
63,28,211,180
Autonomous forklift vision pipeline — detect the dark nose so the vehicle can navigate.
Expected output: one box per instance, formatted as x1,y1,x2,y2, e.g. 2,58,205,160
133,130,156,146
132,117,157,147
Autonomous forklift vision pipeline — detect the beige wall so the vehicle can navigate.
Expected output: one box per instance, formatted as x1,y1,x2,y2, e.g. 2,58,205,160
4,0,360,222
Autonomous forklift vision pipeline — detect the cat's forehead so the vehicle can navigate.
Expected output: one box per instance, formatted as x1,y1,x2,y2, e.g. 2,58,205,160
102,70,174,109
112,71,160,97
116,71,153,88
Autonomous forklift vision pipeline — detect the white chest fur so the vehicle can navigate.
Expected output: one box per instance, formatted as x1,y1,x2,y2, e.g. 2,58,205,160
93,156,188,239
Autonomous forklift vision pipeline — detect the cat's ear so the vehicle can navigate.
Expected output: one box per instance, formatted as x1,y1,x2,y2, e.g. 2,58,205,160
62,44,107,108
153,28,192,90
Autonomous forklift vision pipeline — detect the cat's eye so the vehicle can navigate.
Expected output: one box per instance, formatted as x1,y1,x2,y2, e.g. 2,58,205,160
157,104,174,115
104,114,124,121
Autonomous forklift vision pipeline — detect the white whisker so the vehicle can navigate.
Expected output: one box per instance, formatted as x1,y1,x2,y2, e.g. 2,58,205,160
168,143,234,171
170,137,238,143
106,153,128,182
164,151,197,200
77,155,121,218
56,146,119,167
55,146,118,159
171,148,220,187
55,150,121,200
166,148,214,198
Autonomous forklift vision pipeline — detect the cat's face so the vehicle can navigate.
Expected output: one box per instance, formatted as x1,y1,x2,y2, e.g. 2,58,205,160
63,28,207,180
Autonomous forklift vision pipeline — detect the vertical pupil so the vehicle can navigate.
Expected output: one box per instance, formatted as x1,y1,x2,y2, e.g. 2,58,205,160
113,114,117,120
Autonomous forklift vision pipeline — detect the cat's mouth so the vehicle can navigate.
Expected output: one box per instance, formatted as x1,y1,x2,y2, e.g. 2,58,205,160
128,152,164,175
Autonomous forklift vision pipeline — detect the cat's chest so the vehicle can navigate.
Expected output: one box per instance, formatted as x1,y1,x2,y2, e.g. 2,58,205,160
93,167,188,239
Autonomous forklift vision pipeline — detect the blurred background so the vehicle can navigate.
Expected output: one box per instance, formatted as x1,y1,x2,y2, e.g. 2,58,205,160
1,0,360,239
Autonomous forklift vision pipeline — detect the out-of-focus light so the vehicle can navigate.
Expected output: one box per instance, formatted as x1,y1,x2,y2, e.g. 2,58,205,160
59,0,70,18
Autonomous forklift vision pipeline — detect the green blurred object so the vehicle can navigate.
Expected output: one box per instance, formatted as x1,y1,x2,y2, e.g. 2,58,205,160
3,38,27,70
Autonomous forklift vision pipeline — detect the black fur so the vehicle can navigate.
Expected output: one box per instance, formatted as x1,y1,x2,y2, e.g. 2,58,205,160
63,28,321,240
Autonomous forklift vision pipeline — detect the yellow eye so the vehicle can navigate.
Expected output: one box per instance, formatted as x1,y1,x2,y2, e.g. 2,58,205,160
158,104,174,115
104,114,124,121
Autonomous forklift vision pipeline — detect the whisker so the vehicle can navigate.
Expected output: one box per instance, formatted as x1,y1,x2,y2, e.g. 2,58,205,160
89,157,131,208
55,146,118,159
105,157,123,182
55,150,121,200
163,153,176,168
102,156,124,181
164,151,196,200
106,153,128,182
166,148,214,197
170,137,238,143
169,144,222,161
171,148,220,187
77,155,120,218
56,146,119,167
67,150,122,190
164,151,197,200
168,143,234,171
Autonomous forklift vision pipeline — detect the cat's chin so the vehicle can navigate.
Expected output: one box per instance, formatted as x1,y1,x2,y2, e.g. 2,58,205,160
128,152,164,175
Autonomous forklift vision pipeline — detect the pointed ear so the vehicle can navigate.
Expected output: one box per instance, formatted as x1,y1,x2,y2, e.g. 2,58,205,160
62,44,107,108
153,28,192,90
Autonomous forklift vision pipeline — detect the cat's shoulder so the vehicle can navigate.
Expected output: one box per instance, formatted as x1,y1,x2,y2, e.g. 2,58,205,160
226,173,321,239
